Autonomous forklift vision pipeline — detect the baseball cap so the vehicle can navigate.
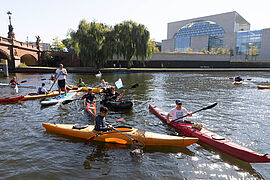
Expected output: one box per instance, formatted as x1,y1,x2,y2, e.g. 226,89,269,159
175,99,183,105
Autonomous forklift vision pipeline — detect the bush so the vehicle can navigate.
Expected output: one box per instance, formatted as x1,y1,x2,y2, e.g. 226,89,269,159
18,62,28,67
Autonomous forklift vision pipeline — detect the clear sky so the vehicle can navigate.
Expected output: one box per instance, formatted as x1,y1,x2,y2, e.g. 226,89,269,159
0,0,269,44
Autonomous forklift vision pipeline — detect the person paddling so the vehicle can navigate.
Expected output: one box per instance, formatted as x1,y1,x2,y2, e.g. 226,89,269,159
55,64,68,96
94,106,113,132
81,88,96,103
107,86,121,101
37,83,49,94
96,79,108,88
76,78,86,87
9,77,19,85
234,76,243,82
166,99,192,123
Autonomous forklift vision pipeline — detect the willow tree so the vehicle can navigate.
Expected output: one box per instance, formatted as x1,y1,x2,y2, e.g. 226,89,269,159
114,21,151,68
69,19,113,68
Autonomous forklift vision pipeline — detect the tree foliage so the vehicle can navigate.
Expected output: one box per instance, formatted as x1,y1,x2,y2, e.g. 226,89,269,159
51,37,66,52
66,19,152,68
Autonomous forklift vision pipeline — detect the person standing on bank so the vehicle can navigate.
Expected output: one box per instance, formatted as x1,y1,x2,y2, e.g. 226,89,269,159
166,99,192,123
55,64,68,96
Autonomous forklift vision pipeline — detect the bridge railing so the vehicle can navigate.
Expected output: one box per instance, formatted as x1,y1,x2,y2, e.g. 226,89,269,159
0,36,41,51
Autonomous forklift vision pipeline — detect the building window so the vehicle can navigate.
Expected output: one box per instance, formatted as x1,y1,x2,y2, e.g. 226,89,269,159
236,30,262,55
174,21,224,52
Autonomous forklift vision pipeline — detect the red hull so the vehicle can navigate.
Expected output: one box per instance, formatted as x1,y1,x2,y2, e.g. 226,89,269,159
149,104,270,163
84,99,97,119
0,96,24,102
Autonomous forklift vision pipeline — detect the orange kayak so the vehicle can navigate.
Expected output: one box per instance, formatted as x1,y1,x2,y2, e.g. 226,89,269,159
257,85,270,89
42,123,198,147
84,99,97,119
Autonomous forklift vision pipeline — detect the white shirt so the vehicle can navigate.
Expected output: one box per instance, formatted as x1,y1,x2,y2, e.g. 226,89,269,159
56,68,67,80
99,82,108,88
168,107,189,122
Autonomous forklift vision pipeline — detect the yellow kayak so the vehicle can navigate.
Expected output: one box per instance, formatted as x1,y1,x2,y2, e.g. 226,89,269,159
22,91,64,101
67,84,102,93
42,123,198,147
22,88,82,101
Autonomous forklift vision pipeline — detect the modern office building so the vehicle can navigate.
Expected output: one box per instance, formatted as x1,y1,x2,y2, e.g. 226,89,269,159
162,11,270,60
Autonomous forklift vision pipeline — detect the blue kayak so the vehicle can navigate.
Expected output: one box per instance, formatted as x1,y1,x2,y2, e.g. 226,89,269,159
40,91,77,106
0,83,35,88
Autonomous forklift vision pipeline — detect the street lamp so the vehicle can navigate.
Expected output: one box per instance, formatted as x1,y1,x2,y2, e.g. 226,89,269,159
7,11,15,39
7,11,12,26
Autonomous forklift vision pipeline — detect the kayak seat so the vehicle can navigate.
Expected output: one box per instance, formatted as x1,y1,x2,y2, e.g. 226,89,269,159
211,135,225,140
72,124,88,130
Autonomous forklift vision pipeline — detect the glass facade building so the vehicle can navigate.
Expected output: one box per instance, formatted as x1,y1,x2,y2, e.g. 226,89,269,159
174,21,224,52
236,30,262,55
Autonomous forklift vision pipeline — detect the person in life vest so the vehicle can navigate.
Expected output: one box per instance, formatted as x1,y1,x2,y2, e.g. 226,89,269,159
37,83,49,94
81,88,96,103
9,77,18,85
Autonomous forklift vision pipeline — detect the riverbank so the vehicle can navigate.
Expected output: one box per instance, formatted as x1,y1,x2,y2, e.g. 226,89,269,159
9,66,270,74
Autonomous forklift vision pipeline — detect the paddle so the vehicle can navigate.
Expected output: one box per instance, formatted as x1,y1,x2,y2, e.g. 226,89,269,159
20,80,27,83
229,77,251,81
85,117,125,145
62,98,81,105
171,102,218,123
118,83,139,99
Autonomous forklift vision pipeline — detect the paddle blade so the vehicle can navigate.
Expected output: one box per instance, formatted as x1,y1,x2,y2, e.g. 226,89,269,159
116,117,125,122
202,102,218,110
85,135,96,145
15,84,18,93
20,80,27,83
41,78,46,81
62,99,75,105
131,84,139,89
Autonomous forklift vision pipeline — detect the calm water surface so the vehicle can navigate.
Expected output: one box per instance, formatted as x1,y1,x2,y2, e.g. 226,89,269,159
1,71,270,179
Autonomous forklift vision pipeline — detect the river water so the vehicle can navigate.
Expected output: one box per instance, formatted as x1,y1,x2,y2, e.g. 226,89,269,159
1,71,270,179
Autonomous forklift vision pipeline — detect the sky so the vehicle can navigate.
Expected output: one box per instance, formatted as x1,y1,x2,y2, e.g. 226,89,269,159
0,0,269,44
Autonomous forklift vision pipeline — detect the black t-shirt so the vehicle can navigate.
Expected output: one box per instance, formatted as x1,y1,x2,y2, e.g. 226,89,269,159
94,115,110,131
82,93,95,103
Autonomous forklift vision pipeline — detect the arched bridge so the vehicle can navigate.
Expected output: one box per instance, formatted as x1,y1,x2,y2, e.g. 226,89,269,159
0,36,42,69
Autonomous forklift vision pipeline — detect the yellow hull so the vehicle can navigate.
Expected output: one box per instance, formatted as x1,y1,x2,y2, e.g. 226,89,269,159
22,91,64,101
42,123,198,147
67,84,102,93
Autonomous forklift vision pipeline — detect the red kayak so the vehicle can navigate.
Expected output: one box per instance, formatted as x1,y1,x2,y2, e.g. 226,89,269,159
84,99,97,119
149,104,270,163
0,96,24,102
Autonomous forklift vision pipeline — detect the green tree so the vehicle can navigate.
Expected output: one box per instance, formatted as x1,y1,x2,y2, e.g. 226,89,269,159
51,37,66,52
114,21,151,68
201,48,207,54
70,20,113,68
209,47,216,55
248,45,259,60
